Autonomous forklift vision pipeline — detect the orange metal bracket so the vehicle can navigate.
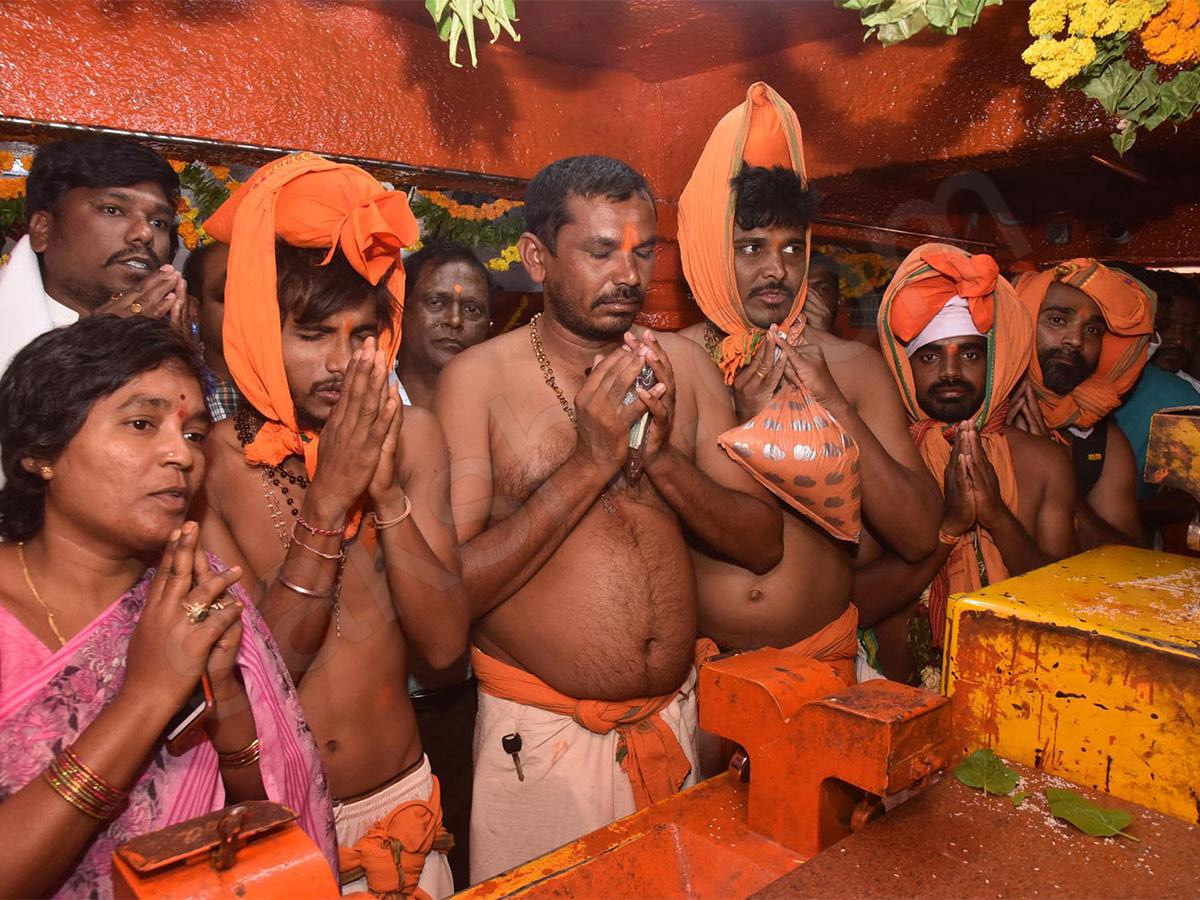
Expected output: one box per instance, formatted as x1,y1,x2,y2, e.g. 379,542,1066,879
699,650,953,858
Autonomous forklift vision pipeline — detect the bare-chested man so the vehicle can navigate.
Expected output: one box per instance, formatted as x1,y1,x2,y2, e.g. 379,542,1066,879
1010,260,1154,548
677,83,941,683
856,246,1077,683
198,155,466,898
435,155,783,881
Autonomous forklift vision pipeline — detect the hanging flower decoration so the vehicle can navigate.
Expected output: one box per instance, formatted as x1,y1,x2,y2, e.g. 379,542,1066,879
1141,0,1200,63
425,0,521,67
408,189,527,273
838,0,1200,155
2,148,528,276
814,244,898,300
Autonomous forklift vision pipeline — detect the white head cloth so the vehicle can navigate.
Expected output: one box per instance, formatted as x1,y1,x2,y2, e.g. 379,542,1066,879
905,295,984,357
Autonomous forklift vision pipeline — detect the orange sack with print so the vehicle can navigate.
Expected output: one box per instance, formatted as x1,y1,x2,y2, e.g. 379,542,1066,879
679,82,861,542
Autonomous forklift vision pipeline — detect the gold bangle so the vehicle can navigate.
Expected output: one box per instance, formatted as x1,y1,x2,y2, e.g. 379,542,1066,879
217,738,261,769
938,529,961,545
370,496,413,530
44,749,127,820
277,573,334,599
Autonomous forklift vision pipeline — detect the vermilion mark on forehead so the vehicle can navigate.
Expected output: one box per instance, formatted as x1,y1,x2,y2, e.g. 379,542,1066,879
453,283,463,295
620,222,638,254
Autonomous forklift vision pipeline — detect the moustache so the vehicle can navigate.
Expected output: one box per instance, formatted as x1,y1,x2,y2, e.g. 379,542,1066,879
106,248,163,269
1043,349,1085,369
931,379,974,394
310,379,343,396
749,280,791,299
592,286,644,308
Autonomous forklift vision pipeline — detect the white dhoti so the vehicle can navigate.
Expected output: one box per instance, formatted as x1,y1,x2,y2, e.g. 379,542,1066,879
333,754,454,898
469,667,699,884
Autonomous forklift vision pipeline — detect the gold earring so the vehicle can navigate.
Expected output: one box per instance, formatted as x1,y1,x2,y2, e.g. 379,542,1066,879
39,466,52,479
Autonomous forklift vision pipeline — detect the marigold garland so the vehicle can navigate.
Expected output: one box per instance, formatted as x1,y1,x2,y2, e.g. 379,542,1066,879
2,154,528,274
1141,0,1200,63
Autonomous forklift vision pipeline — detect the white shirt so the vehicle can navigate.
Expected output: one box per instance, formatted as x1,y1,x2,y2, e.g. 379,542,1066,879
0,235,79,378
0,236,82,488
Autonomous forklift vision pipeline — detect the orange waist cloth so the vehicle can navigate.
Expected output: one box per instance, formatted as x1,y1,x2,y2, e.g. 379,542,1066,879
337,777,447,900
694,604,859,685
471,646,692,810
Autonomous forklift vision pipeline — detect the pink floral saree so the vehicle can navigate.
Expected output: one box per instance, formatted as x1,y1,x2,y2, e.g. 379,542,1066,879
0,559,336,898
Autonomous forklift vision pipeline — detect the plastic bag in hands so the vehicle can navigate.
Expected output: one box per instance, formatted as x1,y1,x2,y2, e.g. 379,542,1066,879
717,381,863,542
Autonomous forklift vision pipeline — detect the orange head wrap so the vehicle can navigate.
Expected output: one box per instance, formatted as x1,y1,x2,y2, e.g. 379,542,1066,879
1015,259,1155,431
678,81,810,382
203,152,418,486
681,83,860,543
878,244,1033,645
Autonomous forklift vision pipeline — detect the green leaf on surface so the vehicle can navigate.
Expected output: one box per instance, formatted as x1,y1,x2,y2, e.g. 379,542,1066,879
1011,790,1030,807
1045,788,1139,840
953,749,1020,796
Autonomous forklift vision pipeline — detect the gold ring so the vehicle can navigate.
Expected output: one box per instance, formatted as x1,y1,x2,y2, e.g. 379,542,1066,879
756,368,770,380
182,601,210,624
129,301,144,316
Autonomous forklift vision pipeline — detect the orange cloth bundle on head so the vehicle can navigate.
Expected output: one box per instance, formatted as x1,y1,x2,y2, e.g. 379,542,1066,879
878,244,1033,645
678,82,861,542
1014,259,1155,431
204,151,418,500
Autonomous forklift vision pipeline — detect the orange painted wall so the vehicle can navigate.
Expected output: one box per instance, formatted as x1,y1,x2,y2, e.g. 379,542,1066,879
654,3,1114,198
0,0,658,185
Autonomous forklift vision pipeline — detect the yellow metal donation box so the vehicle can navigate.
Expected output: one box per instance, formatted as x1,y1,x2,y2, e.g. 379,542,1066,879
943,546,1200,823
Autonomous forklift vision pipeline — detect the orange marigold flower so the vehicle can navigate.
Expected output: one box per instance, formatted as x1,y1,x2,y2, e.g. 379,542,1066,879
209,164,231,181
168,159,187,174
0,152,14,172
1141,0,1200,64
0,177,26,199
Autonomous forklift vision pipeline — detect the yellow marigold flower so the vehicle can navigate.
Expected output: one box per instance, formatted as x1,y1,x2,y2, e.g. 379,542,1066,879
1023,35,1097,87
168,159,187,174
1030,0,1070,34
0,152,14,172
209,164,231,181
225,180,241,192
0,253,9,269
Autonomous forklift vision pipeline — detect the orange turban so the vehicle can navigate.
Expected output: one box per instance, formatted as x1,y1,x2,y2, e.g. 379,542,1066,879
204,152,418,486
678,81,810,382
680,83,860,543
1015,259,1155,431
879,244,1033,645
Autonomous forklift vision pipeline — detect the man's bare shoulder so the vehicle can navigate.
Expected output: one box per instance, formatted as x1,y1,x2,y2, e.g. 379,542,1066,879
1006,427,1071,478
437,328,525,398
400,404,446,449
204,419,249,474
675,321,708,348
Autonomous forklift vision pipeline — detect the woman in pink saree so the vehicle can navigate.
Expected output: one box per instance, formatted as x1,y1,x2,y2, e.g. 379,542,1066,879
0,316,335,898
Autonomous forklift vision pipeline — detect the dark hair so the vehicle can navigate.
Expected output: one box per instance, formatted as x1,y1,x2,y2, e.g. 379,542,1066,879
182,241,226,303
524,155,653,254
275,241,397,331
25,136,182,257
403,241,495,307
1109,261,1200,311
731,165,819,232
0,316,205,542
809,251,838,272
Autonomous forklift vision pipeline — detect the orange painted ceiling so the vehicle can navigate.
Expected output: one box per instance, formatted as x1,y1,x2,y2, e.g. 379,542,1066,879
384,0,861,82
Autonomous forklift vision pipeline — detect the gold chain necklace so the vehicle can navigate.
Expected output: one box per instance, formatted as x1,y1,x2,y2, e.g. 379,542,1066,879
703,321,722,359
17,543,66,648
528,314,616,514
